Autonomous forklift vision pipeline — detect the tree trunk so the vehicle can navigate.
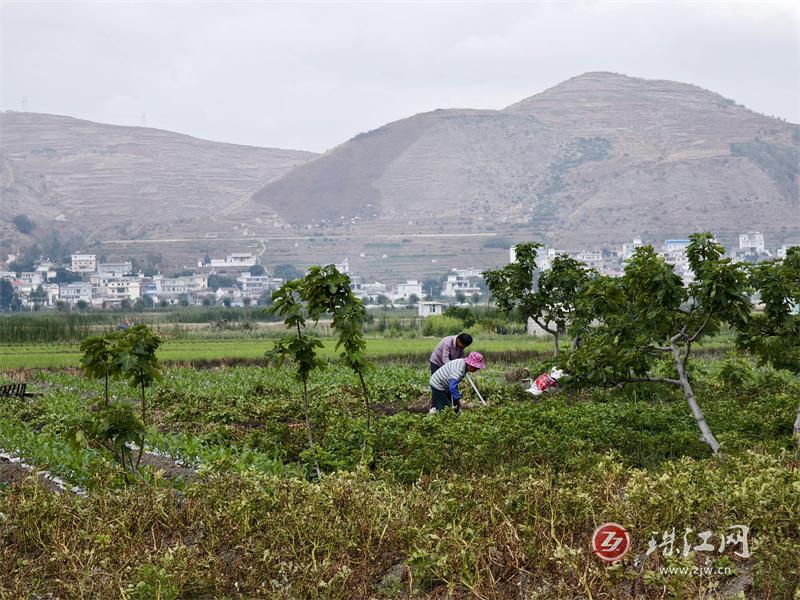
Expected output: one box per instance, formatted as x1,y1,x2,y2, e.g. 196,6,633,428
358,372,371,432
552,332,559,358
303,379,321,480
136,376,146,470
671,344,721,456
794,402,800,451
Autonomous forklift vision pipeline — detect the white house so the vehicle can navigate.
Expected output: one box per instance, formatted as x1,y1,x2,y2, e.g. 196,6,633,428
353,281,389,300
621,237,644,260
334,258,350,275
442,274,481,298
97,261,133,278
452,267,482,279
236,272,274,295
739,232,765,254
59,282,93,304
20,271,45,286
394,280,422,301
41,283,60,306
418,301,446,318
664,239,691,253
203,253,257,268
97,278,141,303
155,274,209,295
574,251,604,270
70,254,97,273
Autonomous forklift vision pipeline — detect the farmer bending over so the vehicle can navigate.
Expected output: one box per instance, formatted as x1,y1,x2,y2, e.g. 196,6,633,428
429,352,485,413
429,332,473,375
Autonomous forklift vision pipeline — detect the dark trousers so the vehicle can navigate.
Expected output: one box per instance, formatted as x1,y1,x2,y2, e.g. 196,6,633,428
431,386,460,412
430,362,440,375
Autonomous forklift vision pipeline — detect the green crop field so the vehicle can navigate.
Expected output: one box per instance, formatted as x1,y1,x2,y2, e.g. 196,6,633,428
2,351,799,597
0,336,557,370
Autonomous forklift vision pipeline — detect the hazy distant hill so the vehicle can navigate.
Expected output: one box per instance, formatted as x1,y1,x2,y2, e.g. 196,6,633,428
250,72,799,249
0,112,316,254
1,73,798,277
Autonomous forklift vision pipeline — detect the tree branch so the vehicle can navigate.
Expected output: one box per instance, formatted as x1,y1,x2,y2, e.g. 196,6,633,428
688,313,713,343
613,376,682,388
532,317,556,335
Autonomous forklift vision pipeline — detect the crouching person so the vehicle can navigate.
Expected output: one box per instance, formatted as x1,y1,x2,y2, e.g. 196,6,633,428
429,352,485,413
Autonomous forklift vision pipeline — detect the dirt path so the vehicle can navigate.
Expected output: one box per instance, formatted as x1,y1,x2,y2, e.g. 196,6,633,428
0,455,72,494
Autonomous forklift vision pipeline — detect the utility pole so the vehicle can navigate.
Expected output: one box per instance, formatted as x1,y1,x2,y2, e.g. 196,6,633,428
140,113,146,127
21,96,28,112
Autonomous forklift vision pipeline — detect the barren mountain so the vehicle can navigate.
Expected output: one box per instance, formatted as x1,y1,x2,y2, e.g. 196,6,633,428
2,73,798,278
249,72,799,250
0,112,316,254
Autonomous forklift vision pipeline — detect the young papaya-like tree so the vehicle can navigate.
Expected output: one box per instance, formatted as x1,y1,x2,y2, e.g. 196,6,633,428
79,333,120,406
736,247,800,448
74,326,160,475
114,324,163,469
483,243,593,356
302,265,372,431
267,280,325,479
567,233,751,456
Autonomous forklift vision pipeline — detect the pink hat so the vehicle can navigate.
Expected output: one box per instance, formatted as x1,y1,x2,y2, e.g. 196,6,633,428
464,352,485,370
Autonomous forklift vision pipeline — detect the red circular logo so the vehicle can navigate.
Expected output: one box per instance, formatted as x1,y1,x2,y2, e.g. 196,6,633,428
591,522,630,562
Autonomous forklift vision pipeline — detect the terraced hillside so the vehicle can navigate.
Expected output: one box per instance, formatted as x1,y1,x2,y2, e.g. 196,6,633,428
248,72,799,250
0,112,316,253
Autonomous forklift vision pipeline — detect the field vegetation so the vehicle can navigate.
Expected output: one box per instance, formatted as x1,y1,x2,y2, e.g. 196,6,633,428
1,241,799,598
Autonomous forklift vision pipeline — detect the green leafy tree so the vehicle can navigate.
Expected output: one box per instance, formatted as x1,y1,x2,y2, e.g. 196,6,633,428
302,265,372,431
268,265,373,477
567,234,751,455
208,274,237,290
73,326,160,474
407,293,419,307
483,243,592,356
267,280,325,479
249,264,266,276
736,247,800,447
444,306,476,328
273,264,304,281
376,294,391,309
80,335,118,406
52,268,84,284
422,276,443,299
0,279,15,311
12,214,35,234
114,325,163,469
455,291,467,304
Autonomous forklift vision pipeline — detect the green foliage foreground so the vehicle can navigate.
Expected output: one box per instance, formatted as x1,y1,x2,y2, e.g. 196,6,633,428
1,362,800,597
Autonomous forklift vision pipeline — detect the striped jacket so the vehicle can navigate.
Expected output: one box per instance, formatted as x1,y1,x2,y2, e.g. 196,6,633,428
429,358,468,400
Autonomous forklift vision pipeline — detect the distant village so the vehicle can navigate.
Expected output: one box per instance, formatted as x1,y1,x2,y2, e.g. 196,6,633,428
0,231,794,316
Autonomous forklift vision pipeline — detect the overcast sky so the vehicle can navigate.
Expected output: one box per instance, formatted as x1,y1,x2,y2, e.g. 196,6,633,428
1,1,798,153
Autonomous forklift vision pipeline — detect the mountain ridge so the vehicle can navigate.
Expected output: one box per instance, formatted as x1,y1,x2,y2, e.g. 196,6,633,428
2,72,798,277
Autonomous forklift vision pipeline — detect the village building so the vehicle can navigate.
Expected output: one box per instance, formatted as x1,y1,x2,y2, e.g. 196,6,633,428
418,301,446,318
394,280,422,301
59,282,93,304
69,254,97,273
